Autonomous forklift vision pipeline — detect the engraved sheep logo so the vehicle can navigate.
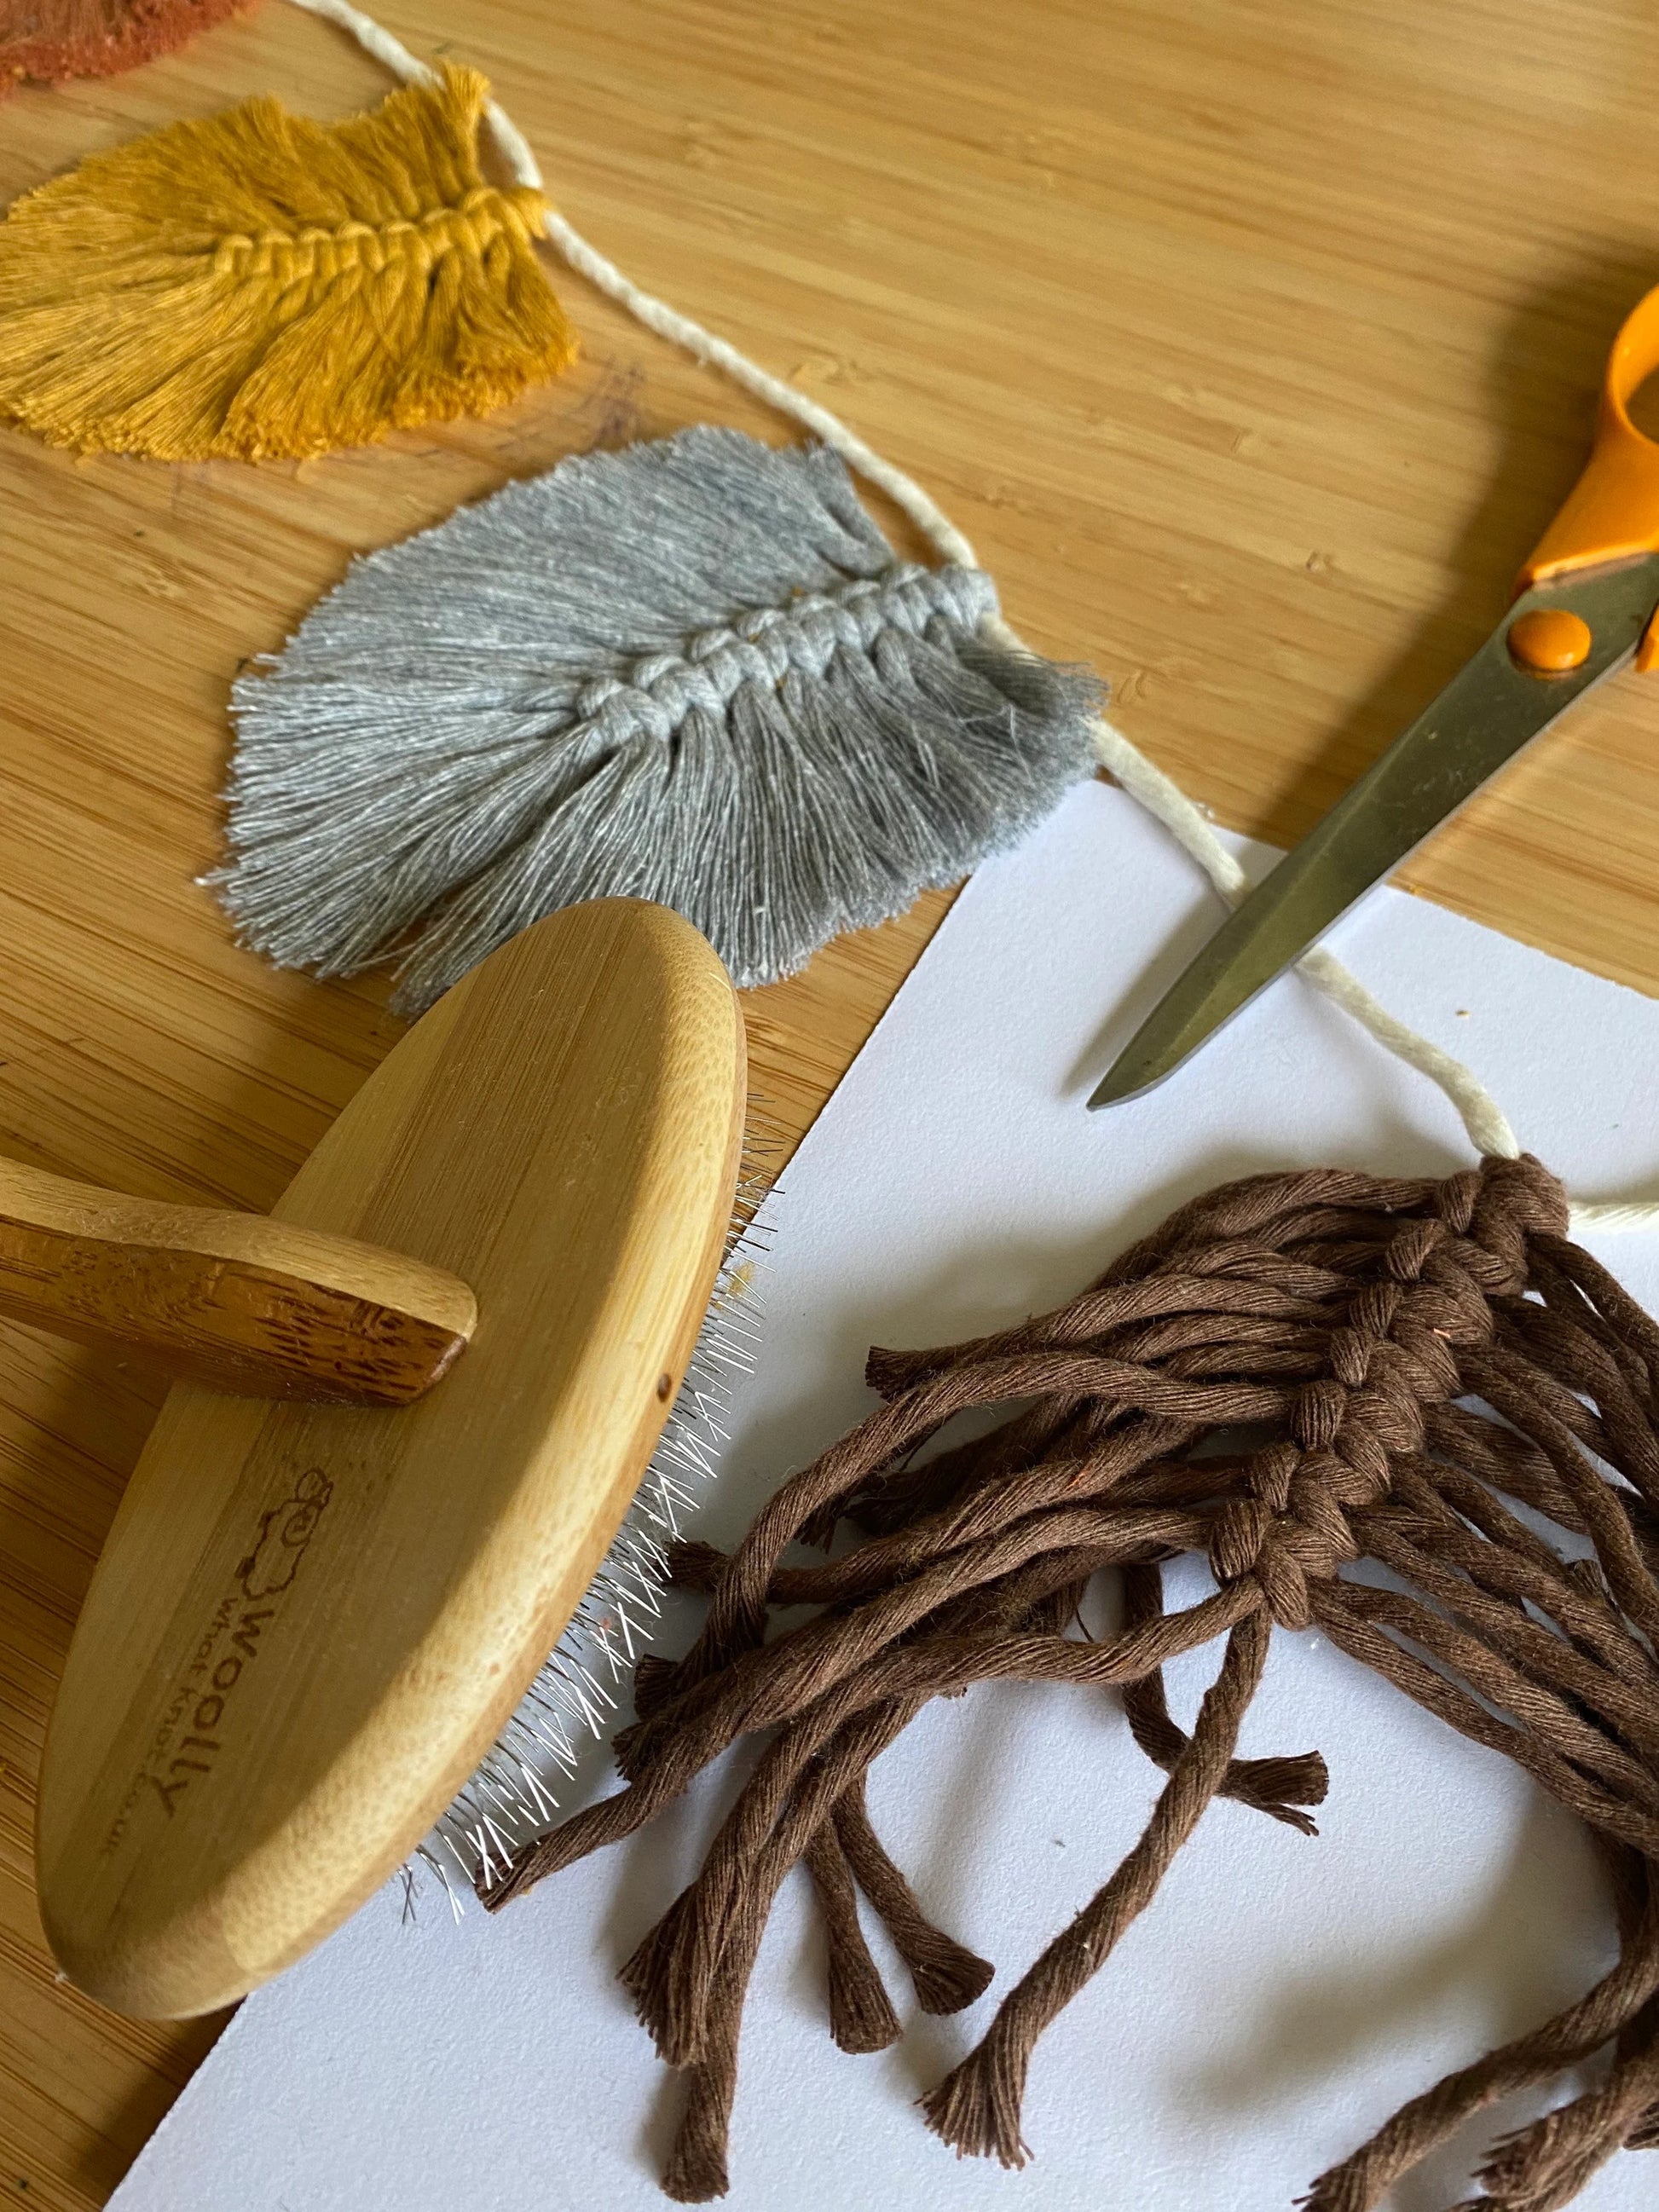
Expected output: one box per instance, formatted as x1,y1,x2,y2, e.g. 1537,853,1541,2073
235,1467,334,1599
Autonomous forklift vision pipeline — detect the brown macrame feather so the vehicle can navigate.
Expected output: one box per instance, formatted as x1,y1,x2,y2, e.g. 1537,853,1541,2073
488,1152,1659,2210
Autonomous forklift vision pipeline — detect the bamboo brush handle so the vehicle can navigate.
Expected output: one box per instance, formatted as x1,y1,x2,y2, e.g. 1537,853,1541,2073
0,1158,476,1407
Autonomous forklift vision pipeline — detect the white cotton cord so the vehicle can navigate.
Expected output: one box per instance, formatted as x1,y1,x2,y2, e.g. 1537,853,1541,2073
1085,698,1520,1158
1086,707,1251,903
1089,709,1654,1228
282,0,421,75
1570,1199,1659,1233
534,211,981,570
288,0,1657,1232
1296,948,1520,1158
283,0,546,207
1013,636,1521,1161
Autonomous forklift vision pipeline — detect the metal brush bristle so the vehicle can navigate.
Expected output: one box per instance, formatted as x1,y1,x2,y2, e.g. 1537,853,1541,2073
413,1103,787,1908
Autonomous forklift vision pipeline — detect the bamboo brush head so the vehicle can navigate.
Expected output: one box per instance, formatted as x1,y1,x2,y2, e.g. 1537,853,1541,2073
36,898,745,2018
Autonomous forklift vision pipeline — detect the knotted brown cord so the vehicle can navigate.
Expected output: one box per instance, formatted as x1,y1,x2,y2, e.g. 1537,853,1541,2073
487,1153,1659,2209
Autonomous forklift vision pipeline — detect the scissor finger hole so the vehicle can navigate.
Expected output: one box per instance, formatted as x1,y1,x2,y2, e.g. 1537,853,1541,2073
1623,370,1659,445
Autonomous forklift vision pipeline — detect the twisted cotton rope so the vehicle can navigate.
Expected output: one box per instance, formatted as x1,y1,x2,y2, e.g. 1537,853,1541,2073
549,564,997,754
483,1152,1659,2204
291,0,1658,1232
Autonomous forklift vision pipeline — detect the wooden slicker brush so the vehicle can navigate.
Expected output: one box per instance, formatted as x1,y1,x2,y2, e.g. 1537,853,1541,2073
489,1152,1659,2211
32,898,746,2020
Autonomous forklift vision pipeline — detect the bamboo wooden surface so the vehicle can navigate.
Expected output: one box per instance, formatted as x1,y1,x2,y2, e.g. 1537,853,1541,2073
3,0,1659,2201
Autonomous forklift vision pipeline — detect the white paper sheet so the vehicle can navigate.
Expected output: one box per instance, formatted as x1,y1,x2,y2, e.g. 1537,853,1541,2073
113,782,1659,2212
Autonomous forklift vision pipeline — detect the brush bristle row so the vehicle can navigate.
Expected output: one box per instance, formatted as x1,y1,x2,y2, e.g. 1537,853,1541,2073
411,1108,785,1906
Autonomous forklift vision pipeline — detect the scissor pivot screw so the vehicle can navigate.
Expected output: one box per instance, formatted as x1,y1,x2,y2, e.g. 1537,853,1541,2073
1508,607,1592,673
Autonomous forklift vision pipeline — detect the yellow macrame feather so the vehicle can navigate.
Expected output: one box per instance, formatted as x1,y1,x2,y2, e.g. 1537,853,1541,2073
0,65,577,460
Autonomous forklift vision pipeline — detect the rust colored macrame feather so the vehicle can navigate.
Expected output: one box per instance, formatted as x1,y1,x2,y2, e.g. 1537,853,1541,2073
0,0,246,90
488,1153,1659,2209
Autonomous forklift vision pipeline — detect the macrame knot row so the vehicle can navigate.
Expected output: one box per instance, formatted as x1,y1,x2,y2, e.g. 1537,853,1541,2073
0,66,576,461
483,1151,1659,2212
217,428,1095,1005
1202,1157,1568,1632
568,562,999,748
211,183,547,286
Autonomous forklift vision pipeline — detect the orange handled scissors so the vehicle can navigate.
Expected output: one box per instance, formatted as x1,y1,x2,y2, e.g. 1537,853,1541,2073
1090,286,1659,1107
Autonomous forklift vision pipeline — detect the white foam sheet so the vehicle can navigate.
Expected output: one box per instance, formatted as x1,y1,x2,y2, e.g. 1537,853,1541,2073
113,782,1659,2212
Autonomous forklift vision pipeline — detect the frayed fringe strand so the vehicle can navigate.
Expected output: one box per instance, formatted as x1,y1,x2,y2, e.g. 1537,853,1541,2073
920,2037,1033,2169
214,426,1100,1002
0,64,575,459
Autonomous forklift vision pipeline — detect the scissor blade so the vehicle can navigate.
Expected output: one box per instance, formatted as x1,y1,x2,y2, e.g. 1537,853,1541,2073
1090,557,1659,1109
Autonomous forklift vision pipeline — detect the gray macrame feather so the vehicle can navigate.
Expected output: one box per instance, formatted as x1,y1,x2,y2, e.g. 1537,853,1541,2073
216,427,1100,1008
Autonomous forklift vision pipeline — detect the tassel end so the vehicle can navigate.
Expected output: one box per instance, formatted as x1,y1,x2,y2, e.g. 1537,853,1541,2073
920,2041,1032,2169
908,1930,995,2015
662,2103,731,2203
825,1948,902,2055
